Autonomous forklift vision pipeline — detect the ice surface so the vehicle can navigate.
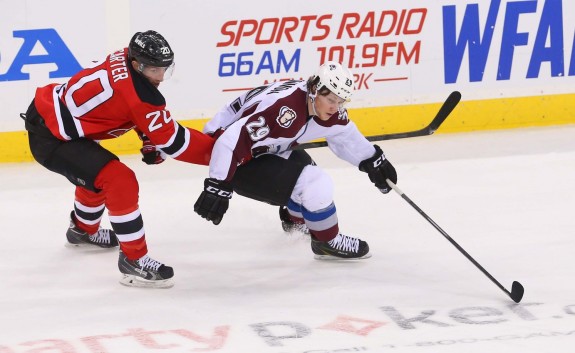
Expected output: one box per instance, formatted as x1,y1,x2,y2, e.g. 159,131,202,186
1,126,574,352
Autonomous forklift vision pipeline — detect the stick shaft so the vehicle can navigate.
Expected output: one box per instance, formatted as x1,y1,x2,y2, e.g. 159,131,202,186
295,91,461,150
386,179,514,299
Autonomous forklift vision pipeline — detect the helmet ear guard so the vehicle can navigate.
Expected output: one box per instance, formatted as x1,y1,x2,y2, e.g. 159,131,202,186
314,61,355,101
128,30,174,67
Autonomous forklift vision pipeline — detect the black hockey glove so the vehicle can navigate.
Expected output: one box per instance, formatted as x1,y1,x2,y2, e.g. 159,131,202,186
194,178,233,225
138,133,166,165
358,145,397,194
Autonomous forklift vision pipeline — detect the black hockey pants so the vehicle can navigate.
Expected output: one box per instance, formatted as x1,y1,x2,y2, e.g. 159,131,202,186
231,150,314,206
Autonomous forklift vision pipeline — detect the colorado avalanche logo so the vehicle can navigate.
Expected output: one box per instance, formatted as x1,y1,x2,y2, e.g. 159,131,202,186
276,106,296,128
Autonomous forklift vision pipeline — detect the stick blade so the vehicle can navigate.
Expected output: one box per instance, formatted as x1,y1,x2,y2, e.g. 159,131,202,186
428,90,461,133
510,281,524,303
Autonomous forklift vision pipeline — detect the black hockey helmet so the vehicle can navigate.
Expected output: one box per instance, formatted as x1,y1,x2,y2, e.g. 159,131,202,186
128,30,174,67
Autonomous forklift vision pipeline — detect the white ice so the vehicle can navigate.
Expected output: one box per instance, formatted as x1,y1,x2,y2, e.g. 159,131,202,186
1,126,574,352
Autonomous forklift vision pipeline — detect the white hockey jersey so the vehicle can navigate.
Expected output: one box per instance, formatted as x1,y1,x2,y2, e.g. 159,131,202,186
204,80,376,182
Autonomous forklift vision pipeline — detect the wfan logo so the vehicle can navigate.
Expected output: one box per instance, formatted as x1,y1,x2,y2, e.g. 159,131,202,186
0,28,82,81
442,0,575,83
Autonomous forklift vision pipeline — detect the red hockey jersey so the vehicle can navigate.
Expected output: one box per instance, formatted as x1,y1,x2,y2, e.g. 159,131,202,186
34,48,213,165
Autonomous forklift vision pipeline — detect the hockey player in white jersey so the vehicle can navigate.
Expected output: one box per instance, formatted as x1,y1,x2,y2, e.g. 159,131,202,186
194,61,397,260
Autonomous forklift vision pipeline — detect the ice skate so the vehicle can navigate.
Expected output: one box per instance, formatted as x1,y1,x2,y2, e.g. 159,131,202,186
118,252,174,288
311,233,371,260
66,212,118,249
279,206,309,235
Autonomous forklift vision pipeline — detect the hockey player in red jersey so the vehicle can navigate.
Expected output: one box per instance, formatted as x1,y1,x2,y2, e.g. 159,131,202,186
193,61,397,260
23,30,214,288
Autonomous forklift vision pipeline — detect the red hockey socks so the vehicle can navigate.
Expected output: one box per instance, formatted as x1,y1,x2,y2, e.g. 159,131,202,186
93,160,148,260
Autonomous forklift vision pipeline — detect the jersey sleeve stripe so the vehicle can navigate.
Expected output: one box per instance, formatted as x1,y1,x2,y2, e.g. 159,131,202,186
53,84,85,140
157,122,189,158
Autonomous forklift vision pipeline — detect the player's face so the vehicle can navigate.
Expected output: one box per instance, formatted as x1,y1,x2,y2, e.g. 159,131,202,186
132,61,175,87
314,92,346,120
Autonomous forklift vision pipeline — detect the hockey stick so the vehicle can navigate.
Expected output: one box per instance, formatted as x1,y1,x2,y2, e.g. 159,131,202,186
386,179,525,303
295,90,462,150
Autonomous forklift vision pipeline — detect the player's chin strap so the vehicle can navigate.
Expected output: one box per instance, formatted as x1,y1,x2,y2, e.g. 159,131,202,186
308,91,320,117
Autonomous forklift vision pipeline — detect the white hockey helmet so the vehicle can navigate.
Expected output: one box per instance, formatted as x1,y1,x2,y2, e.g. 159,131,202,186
314,61,355,101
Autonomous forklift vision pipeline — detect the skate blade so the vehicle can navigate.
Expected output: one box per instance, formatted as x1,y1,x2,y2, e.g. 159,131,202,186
282,226,310,235
65,242,118,250
313,252,372,261
119,274,174,289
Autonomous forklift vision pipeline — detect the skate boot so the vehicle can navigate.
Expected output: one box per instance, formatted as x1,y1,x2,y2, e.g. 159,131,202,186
279,206,309,235
66,212,118,248
311,233,371,260
118,251,174,288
